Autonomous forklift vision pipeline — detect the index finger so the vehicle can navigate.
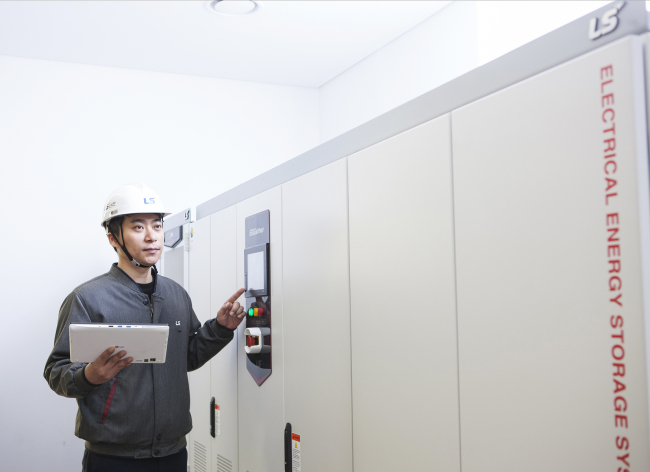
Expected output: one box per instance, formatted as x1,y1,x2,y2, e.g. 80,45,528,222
95,346,116,364
226,288,245,304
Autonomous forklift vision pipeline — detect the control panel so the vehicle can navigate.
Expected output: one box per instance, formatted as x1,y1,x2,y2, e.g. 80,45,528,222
244,210,272,385
163,225,183,248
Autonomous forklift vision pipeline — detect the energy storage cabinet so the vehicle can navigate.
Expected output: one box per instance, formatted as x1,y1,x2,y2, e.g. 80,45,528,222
188,216,213,472
452,35,650,472
185,3,650,472
209,205,239,472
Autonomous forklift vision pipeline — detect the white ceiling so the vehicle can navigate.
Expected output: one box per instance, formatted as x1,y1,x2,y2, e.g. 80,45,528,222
0,0,450,88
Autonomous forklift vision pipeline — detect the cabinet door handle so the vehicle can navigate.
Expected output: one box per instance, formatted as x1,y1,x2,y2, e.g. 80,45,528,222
284,423,292,472
210,397,216,438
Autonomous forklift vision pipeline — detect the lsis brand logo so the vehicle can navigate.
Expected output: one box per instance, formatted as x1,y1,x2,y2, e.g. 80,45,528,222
105,202,116,210
249,227,265,236
144,197,156,204
588,1,625,41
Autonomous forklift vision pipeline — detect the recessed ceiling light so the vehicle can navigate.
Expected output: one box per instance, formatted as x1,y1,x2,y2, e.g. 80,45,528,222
206,0,259,16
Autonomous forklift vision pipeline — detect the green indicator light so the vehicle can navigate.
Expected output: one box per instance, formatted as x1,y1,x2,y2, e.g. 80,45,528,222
248,308,254,317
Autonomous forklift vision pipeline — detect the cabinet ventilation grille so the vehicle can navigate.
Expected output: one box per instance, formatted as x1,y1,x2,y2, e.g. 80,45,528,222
193,440,207,472
217,454,233,472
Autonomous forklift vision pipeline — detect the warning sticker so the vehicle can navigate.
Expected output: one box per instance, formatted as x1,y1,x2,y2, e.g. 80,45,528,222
215,404,221,436
291,433,301,472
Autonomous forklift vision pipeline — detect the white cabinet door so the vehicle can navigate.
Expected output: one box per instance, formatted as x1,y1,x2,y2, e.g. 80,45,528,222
189,217,213,472
348,115,461,472
643,33,650,438
281,159,353,472
236,187,285,472
452,37,649,472
210,206,239,472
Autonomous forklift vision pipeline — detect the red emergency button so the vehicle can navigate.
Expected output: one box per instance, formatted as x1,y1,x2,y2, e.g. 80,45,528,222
246,336,255,348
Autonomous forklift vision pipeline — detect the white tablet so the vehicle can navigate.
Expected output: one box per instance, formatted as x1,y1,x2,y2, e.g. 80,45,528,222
69,323,169,364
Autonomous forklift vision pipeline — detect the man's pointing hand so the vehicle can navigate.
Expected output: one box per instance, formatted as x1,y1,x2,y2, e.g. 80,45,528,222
216,288,246,330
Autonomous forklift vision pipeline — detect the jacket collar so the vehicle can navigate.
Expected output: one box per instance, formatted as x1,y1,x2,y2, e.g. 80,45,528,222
109,263,160,296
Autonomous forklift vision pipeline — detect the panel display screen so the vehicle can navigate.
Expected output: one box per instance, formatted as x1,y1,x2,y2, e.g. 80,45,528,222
247,251,265,291
244,244,268,297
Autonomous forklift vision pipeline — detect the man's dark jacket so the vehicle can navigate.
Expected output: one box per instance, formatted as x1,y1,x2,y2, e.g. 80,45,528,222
44,264,233,458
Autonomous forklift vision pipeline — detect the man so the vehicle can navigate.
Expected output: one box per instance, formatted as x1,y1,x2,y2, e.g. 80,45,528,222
44,183,245,472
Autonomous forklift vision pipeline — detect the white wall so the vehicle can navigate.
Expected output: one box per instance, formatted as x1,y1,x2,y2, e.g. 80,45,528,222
476,1,610,65
318,1,615,143
318,1,479,143
0,55,319,472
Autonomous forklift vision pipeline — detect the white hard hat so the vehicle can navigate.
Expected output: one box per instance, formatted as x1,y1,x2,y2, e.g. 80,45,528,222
101,183,171,229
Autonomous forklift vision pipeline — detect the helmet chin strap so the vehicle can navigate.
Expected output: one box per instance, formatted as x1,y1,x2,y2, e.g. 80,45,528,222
117,219,158,274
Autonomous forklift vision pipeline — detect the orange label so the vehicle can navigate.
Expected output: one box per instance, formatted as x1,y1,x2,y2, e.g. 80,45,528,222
215,404,220,410
291,433,301,442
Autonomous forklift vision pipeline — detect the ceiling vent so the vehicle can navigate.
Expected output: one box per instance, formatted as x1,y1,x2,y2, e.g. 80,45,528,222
207,0,259,16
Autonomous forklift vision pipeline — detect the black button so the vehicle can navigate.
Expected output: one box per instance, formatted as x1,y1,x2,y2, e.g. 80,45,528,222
154,449,160,456
143,299,149,305
156,434,162,441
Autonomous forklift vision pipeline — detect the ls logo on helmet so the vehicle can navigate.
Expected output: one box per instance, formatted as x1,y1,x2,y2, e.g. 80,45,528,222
105,202,116,210
144,197,156,204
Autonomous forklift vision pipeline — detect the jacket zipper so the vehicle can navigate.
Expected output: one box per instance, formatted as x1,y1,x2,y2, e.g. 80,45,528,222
150,296,154,321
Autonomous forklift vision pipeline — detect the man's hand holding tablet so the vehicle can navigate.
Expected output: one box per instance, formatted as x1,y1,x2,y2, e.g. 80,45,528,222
85,347,133,385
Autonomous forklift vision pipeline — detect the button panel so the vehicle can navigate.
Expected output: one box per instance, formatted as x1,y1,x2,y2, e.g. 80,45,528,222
248,307,265,317
244,210,272,386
